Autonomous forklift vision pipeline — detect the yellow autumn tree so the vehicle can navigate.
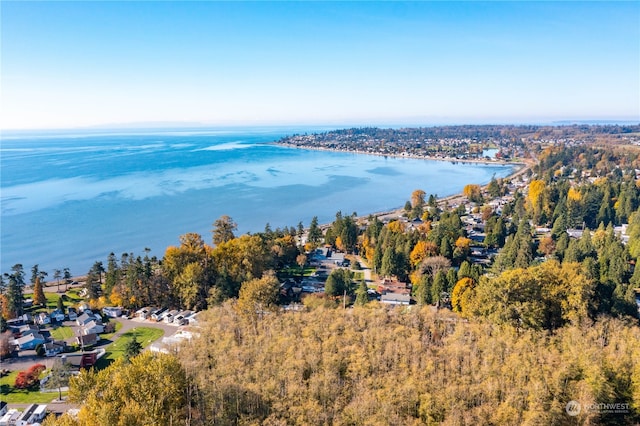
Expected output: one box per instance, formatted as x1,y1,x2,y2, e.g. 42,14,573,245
109,286,125,307
68,352,187,426
567,186,582,201
410,241,429,267
236,272,280,324
387,220,406,234
411,189,426,208
463,184,482,203
451,277,475,314
527,180,545,208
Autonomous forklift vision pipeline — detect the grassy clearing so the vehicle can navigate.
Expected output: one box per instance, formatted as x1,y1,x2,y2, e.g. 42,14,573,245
24,290,85,312
49,325,75,341
95,327,165,369
0,366,66,403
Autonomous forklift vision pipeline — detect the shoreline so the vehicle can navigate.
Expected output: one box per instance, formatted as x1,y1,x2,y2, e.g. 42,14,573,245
300,144,532,229
273,141,521,167
34,146,531,280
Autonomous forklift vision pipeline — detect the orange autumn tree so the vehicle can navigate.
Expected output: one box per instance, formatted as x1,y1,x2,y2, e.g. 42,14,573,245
410,241,438,267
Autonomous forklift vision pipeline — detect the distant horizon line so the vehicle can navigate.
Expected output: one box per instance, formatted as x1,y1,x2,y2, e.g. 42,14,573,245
2,117,639,134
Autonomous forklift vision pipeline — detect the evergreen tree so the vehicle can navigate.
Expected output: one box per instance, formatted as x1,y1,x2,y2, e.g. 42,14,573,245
412,275,432,305
431,271,447,305
33,276,46,307
355,281,368,306
307,216,323,247
104,253,120,297
124,335,143,363
5,264,25,319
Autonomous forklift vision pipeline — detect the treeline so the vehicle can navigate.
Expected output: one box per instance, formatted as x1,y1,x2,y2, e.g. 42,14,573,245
47,306,640,425
86,216,307,312
281,124,640,144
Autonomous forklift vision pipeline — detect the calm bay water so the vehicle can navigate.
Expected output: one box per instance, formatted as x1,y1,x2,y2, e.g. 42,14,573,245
1,127,514,275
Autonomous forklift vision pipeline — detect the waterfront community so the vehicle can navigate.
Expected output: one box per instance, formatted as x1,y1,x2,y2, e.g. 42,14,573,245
2,123,640,424
2,0,639,423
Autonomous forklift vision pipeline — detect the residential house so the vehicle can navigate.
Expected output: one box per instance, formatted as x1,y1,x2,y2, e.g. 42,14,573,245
14,333,46,351
173,311,192,326
151,308,168,322
377,278,411,296
186,312,200,325
380,293,411,305
17,324,40,337
77,302,91,313
102,306,122,318
15,404,47,426
0,409,20,426
76,333,99,348
82,320,104,335
163,310,180,324
67,308,78,321
136,307,153,320
76,312,101,327
50,309,65,323
44,341,66,357
36,312,51,326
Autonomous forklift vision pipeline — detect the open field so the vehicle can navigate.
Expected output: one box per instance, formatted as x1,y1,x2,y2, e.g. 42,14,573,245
95,327,164,369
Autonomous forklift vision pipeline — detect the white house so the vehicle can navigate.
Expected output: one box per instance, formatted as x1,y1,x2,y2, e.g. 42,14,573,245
380,293,411,305
173,311,192,326
151,308,168,322
82,320,104,335
0,409,20,426
102,306,122,318
36,312,51,326
136,307,153,320
163,310,180,324
76,312,100,327
16,404,47,426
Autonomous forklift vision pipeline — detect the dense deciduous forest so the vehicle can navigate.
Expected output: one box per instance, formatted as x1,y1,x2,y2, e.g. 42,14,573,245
7,126,640,425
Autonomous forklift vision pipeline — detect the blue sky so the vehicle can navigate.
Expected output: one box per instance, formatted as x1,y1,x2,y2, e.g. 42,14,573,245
1,1,638,129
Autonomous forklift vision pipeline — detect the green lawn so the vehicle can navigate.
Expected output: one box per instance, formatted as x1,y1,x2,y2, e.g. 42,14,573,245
24,290,84,312
95,327,165,369
0,367,66,403
49,325,75,341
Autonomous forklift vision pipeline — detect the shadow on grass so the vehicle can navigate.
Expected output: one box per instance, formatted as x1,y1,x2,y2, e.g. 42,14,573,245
94,354,114,370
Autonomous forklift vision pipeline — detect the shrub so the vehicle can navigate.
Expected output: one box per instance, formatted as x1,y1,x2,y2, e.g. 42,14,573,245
14,363,46,389
35,343,46,357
